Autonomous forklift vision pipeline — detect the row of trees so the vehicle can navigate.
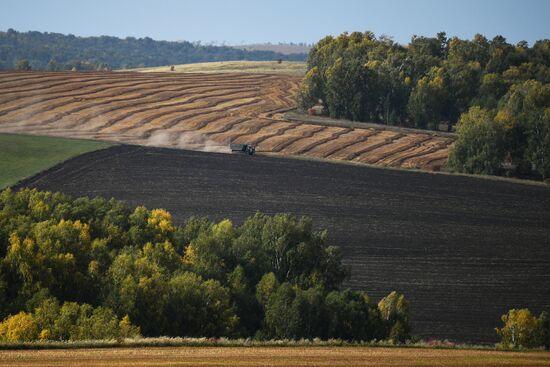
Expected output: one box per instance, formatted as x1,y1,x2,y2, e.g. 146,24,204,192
299,31,549,129
298,31,550,179
15,58,112,72
0,29,307,71
0,188,409,342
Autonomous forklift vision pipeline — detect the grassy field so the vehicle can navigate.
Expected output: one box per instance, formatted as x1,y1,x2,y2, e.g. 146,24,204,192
0,133,112,189
125,60,307,76
1,346,549,366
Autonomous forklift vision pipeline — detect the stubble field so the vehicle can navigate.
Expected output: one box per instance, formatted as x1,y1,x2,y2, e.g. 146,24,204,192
2,346,550,367
0,71,452,171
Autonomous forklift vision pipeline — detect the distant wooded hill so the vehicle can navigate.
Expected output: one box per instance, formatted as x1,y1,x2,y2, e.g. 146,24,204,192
0,29,308,71
233,43,312,55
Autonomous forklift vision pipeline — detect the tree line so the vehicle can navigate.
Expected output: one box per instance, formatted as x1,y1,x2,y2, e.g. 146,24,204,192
298,31,550,179
0,29,307,71
0,188,408,342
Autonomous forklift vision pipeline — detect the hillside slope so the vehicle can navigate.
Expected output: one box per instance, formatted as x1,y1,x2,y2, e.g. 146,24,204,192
15,145,550,343
0,71,453,171
0,29,307,70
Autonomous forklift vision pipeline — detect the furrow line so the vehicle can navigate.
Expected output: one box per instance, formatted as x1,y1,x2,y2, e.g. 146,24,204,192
346,133,406,161
4,85,254,129
291,128,353,155
94,89,259,133
321,129,381,158
359,135,435,164
270,126,327,153
137,98,264,139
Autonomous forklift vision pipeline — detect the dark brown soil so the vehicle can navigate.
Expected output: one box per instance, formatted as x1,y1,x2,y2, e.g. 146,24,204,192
14,145,550,344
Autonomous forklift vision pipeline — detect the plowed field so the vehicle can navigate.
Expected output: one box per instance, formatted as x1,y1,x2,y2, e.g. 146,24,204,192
0,71,452,170
16,145,550,344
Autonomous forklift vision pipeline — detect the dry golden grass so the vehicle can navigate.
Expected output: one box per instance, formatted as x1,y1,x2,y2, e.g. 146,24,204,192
1,346,550,367
125,60,307,76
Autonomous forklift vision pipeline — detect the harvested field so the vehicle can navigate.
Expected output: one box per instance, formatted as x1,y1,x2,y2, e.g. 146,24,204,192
15,145,550,344
126,60,308,76
0,71,453,171
2,346,550,367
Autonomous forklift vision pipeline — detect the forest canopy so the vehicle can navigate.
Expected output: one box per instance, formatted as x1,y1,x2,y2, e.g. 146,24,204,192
0,188,408,342
298,31,550,179
0,29,307,71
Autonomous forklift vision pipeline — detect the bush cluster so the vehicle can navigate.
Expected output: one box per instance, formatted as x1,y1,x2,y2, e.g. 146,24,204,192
496,308,550,349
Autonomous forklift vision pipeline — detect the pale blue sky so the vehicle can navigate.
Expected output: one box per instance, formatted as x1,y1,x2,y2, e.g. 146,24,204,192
1,0,549,45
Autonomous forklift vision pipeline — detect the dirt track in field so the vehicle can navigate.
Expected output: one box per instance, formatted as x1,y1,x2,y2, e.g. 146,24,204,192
0,71,452,170
15,145,550,344
2,346,550,367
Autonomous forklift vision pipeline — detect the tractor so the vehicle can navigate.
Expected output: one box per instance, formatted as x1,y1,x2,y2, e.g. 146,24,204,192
230,143,256,155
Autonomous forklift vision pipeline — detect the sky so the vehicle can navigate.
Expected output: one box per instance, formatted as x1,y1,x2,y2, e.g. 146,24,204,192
1,0,549,45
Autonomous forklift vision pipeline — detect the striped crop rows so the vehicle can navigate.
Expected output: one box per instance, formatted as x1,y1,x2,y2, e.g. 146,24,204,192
0,71,453,170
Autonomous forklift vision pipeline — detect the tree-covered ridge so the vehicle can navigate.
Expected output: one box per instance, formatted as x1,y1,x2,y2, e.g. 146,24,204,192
0,188,408,342
299,32,549,127
298,31,550,178
448,81,550,178
0,29,307,71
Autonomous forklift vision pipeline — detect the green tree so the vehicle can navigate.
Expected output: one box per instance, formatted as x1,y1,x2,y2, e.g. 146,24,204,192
495,80,550,175
106,248,168,336
263,283,301,339
5,218,95,304
186,219,234,280
496,308,545,349
378,291,411,343
297,66,324,109
526,109,550,179
473,73,509,109
448,106,507,175
325,289,382,341
174,216,212,254
231,213,349,290
256,272,280,307
407,67,449,129
227,265,261,336
164,272,237,337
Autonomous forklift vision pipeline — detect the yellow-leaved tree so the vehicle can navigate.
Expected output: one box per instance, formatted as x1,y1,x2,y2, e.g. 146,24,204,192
496,308,546,349
0,312,38,342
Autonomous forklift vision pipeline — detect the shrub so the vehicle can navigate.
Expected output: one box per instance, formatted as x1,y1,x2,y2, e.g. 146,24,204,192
496,308,546,349
0,312,38,342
